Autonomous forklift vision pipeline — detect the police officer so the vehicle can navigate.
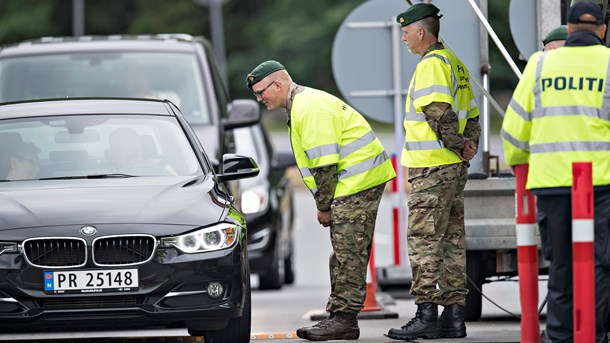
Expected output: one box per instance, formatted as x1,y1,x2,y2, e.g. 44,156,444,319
246,61,396,341
542,25,568,51
501,2,610,342
386,3,481,340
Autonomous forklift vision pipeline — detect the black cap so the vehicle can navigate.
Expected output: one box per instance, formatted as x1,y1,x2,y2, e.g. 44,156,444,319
568,1,604,25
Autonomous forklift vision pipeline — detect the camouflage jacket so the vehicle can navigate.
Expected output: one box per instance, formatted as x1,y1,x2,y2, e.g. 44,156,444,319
311,165,338,212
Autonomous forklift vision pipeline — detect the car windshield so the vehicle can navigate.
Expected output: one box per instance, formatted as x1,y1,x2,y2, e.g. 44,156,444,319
0,114,203,181
0,52,210,124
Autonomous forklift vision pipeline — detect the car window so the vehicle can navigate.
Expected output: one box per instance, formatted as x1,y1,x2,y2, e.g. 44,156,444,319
205,46,230,120
0,52,210,124
234,126,268,174
0,114,203,180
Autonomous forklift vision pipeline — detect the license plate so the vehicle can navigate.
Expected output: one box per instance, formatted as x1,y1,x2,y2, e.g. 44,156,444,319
43,269,139,294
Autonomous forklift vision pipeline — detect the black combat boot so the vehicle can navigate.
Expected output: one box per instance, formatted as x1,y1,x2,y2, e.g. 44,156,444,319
296,313,334,339
387,302,441,340
439,304,467,338
296,312,359,341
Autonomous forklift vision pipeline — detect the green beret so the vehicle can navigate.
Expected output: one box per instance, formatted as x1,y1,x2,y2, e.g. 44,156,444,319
396,3,442,27
542,25,568,45
246,60,285,90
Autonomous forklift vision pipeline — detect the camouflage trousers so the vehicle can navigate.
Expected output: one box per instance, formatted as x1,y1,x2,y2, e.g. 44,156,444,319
407,163,468,306
325,184,385,314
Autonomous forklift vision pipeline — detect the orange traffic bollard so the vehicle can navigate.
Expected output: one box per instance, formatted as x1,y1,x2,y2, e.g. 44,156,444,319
357,242,399,319
514,164,540,343
362,243,381,312
572,162,595,343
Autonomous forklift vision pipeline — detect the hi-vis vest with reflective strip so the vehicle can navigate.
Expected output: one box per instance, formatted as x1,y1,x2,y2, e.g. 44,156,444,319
288,88,396,198
402,48,479,168
501,45,610,189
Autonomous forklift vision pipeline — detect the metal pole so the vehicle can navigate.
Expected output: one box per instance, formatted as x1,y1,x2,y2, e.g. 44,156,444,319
391,20,407,269
193,0,230,86
466,0,522,79
209,0,228,86
72,0,85,37
479,0,491,175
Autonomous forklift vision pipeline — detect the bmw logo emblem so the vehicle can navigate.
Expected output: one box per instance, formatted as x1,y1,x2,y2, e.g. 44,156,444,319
80,226,98,236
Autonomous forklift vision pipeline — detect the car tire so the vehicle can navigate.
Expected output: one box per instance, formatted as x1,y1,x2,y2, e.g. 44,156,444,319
284,251,295,285
465,250,484,321
259,257,284,290
188,279,252,342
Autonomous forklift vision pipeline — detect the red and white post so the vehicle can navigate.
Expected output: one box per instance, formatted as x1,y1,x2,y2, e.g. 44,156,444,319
572,162,595,342
391,154,401,266
514,164,540,343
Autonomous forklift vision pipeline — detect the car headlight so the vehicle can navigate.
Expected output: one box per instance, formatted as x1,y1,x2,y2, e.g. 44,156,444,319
241,185,269,214
159,224,239,253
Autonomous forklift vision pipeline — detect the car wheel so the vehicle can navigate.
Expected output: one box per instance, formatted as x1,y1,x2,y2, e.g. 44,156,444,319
259,257,284,290
188,279,252,342
284,249,295,285
465,250,484,321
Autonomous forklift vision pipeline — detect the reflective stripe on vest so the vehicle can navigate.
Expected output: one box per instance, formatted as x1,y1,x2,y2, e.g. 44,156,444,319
518,46,610,188
402,48,478,168
289,88,396,198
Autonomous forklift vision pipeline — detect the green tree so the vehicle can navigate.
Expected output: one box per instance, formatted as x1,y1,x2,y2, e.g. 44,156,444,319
0,1,62,43
225,0,365,99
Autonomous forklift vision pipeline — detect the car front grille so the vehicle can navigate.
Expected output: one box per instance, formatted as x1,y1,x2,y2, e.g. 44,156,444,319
93,235,156,266
23,238,87,268
22,235,156,268
43,296,138,309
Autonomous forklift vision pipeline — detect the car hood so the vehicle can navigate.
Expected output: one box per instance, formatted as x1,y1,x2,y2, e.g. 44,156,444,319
0,176,228,231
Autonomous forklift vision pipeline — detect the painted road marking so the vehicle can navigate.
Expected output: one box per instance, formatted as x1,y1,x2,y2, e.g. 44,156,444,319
251,332,298,339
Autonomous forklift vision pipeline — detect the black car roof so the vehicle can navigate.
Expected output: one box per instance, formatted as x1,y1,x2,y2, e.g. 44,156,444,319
0,98,173,119
0,34,207,57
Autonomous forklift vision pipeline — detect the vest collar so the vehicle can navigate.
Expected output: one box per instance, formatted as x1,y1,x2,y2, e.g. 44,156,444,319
422,42,444,59
285,83,304,124
565,29,604,47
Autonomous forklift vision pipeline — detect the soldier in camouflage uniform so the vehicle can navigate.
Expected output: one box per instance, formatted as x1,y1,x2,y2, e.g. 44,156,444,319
246,60,396,341
387,3,481,341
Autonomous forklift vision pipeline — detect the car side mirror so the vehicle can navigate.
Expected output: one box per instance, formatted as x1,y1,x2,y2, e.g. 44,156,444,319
223,99,260,130
271,151,296,170
217,154,260,182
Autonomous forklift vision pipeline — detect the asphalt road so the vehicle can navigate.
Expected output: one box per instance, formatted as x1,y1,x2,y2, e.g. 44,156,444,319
247,187,547,343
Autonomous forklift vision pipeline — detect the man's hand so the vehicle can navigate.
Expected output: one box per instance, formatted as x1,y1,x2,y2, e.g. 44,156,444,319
317,209,332,227
460,138,478,161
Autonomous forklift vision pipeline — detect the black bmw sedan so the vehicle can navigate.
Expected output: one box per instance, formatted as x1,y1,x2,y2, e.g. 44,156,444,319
0,98,258,342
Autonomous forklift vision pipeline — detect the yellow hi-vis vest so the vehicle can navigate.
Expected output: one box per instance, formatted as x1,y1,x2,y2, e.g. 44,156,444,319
288,88,396,198
401,48,479,168
501,45,610,189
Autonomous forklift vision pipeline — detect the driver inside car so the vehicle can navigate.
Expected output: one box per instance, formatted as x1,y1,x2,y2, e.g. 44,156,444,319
107,127,176,176
5,141,40,181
